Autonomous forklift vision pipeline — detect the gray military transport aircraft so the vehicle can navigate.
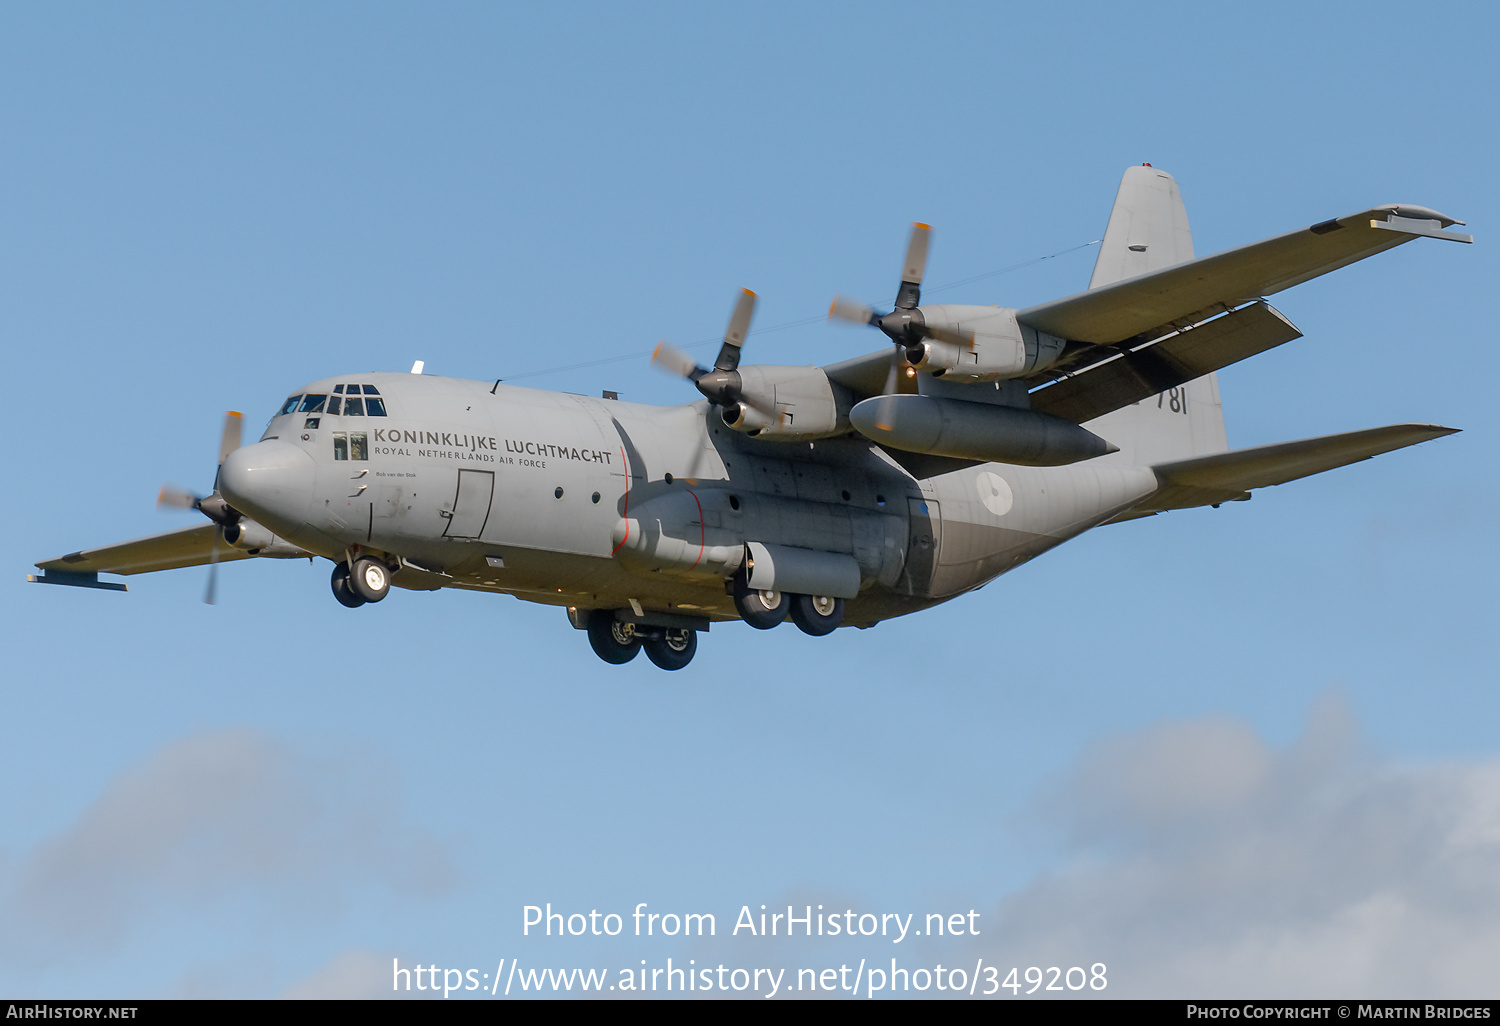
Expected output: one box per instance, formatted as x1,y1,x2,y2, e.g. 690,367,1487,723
30,166,1471,669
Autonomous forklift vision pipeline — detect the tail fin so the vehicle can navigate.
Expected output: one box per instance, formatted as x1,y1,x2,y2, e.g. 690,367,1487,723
1085,165,1229,464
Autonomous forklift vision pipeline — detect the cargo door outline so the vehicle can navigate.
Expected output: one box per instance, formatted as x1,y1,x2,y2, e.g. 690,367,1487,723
898,497,942,596
443,469,495,539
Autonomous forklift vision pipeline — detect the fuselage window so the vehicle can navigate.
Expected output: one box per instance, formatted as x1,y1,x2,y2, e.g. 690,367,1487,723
344,396,366,416
327,395,343,416
365,397,387,416
279,395,303,416
299,394,327,414
350,432,368,460
333,432,348,460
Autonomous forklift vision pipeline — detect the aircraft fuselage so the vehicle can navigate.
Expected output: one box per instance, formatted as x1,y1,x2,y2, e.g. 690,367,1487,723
221,371,1159,628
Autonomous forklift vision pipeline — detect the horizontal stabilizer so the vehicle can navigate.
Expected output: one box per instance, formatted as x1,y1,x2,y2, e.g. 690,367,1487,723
1031,301,1302,424
1123,423,1458,517
1018,205,1470,346
33,524,252,577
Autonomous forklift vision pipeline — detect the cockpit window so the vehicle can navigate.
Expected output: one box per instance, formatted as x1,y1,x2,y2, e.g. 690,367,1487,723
366,397,387,416
333,384,345,394
344,396,366,416
327,395,343,416
362,385,380,395
279,395,303,416
299,394,327,414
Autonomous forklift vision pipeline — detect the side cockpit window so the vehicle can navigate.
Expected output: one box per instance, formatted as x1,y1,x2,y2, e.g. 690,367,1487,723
332,431,368,461
279,395,303,416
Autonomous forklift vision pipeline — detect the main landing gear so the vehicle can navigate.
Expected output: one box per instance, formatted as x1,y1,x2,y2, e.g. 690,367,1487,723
586,610,698,670
731,571,845,635
330,558,392,608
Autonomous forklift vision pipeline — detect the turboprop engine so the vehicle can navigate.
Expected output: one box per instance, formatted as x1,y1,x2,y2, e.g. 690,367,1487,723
900,305,1066,382
653,290,851,440
718,365,848,439
221,520,312,558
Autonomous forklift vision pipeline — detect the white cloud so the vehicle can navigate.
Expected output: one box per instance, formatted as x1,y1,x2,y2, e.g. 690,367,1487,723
975,694,1500,997
2,728,453,966
280,950,407,999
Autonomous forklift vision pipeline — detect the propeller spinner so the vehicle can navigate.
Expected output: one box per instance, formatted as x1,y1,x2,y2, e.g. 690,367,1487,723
652,289,782,426
828,223,945,428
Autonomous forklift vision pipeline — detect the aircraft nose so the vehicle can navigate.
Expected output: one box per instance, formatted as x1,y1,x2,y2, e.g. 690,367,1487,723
218,441,315,533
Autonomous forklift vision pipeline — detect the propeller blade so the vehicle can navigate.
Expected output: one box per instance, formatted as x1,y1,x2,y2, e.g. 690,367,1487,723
158,485,201,511
894,223,931,310
652,340,704,380
714,288,757,372
828,295,876,326
902,223,931,284
218,412,244,467
872,352,902,433
203,530,221,605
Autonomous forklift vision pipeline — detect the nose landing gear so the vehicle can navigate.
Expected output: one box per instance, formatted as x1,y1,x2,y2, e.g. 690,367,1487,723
330,561,365,607
330,557,393,607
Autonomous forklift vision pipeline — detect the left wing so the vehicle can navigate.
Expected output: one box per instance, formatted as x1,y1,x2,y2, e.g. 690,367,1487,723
1016,205,1470,347
1109,423,1459,521
30,523,253,590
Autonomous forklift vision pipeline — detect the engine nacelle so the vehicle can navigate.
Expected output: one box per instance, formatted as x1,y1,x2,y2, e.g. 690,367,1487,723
221,520,310,558
719,366,848,440
849,394,1117,467
905,305,1066,382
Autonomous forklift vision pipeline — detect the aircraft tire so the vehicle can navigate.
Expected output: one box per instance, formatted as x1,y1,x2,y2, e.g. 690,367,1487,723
330,562,366,608
644,628,697,671
350,557,391,603
790,594,844,636
732,573,786,630
587,610,642,664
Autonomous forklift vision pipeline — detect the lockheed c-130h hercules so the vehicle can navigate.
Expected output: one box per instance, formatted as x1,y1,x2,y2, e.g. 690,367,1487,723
30,166,1471,670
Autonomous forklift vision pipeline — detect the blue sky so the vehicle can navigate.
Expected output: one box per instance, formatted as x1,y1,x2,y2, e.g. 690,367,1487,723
3,1,1497,999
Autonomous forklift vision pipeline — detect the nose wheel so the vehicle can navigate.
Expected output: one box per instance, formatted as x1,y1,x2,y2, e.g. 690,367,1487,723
330,558,391,607
330,561,365,607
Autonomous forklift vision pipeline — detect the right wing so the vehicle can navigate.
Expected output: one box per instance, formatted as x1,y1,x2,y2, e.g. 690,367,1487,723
30,524,252,589
1017,205,1471,347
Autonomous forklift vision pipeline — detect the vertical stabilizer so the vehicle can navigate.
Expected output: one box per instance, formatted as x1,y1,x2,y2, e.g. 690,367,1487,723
1085,166,1228,464
1089,164,1195,287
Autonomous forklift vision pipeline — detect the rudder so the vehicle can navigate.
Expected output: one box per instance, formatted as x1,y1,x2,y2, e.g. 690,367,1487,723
1084,165,1229,464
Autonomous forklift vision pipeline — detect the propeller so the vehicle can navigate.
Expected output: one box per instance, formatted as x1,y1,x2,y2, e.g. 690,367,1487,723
158,411,244,604
828,223,940,430
652,289,783,426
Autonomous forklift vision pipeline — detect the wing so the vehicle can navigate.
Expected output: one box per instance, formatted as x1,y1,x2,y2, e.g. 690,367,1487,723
1017,205,1471,347
1107,423,1458,521
1029,300,1303,424
30,523,251,589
